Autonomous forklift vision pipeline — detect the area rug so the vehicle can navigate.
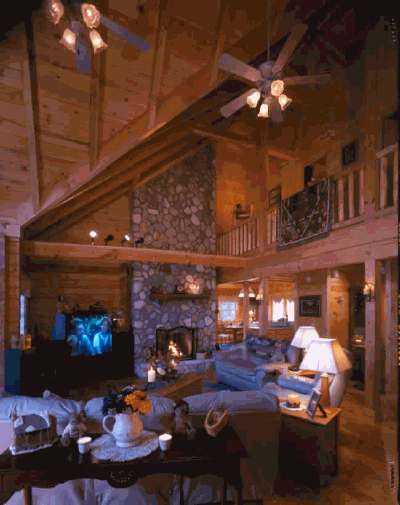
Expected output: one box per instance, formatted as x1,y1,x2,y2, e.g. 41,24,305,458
202,382,240,392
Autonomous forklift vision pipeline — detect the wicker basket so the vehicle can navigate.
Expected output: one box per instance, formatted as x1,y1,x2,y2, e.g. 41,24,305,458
205,407,228,437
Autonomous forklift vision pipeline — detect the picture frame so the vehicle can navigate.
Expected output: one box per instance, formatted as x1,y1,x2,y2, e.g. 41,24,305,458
341,139,358,166
268,185,281,207
299,295,321,317
306,389,321,418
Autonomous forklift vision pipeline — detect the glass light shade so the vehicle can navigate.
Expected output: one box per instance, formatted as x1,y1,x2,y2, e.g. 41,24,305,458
300,338,352,374
124,234,131,241
47,0,64,24
238,289,244,298
81,3,100,28
60,28,77,53
278,93,292,110
249,288,255,298
89,30,108,54
291,326,319,349
246,90,261,108
271,80,284,97
89,230,97,239
257,103,269,118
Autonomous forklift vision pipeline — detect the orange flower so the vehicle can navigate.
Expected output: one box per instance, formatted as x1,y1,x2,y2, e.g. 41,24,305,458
124,393,152,414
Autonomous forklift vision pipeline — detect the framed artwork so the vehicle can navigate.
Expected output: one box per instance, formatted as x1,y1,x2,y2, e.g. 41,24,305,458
306,389,321,418
269,185,281,207
341,139,358,166
299,295,321,317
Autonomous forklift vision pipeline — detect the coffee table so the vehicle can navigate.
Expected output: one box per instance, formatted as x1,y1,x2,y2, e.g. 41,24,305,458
0,426,248,505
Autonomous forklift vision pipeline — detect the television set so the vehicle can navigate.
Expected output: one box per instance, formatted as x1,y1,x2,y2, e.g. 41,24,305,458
67,314,112,356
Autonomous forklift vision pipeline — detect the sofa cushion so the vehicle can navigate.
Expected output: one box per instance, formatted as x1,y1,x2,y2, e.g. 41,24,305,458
84,394,175,433
223,341,248,360
218,359,258,376
0,396,84,435
277,374,316,395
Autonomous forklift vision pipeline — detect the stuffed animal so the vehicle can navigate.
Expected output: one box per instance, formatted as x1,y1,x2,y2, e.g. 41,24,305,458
167,400,196,440
60,412,87,447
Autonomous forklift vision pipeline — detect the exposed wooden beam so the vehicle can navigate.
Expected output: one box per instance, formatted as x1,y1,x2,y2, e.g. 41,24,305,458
208,0,230,88
22,19,42,213
22,241,247,269
147,0,172,130
188,125,256,148
262,142,299,161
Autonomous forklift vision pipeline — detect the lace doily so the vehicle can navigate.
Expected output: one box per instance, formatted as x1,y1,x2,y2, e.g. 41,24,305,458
91,431,158,462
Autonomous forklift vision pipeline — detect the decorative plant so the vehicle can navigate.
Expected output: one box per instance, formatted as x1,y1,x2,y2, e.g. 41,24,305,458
102,387,152,416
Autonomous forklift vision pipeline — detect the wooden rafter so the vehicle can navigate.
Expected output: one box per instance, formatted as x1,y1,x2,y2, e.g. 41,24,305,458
147,0,172,130
22,19,42,213
208,0,230,88
22,241,247,269
89,0,108,170
188,125,255,149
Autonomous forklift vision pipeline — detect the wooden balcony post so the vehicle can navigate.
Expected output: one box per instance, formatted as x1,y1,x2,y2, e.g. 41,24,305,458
243,281,249,340
393,148,398,206
267,211,271,246
379,156,388,210
359,167,365,215
338,177,345,222
259,275,269,337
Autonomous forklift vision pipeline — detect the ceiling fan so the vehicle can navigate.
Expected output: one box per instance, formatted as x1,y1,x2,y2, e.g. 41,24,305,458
47,0,151,74
218,23,331,123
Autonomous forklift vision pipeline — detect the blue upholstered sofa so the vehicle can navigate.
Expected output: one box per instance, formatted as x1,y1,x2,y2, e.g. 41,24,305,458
214,337,299,391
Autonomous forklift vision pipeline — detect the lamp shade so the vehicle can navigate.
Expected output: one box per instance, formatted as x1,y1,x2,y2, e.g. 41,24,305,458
300,338,352,374
291,326,319,349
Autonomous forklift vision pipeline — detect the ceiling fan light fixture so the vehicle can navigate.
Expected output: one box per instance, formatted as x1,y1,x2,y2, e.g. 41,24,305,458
246,90,261,108
278,93,292,110
89,29,108,53
271,79,284,97
81,3,100,28
47,0,64,25
60,28,77,53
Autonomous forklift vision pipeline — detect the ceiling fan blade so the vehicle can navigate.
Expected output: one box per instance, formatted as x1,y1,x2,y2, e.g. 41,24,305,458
218,53,261,83
100,15,151,51
283,74,331,86
272,23,308,76
76,36,91,74
220,88,259,118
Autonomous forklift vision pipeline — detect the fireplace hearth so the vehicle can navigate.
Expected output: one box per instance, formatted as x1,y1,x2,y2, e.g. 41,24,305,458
156,326,198,360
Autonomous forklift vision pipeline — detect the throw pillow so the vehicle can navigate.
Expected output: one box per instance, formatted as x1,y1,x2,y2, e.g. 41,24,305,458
277,374,316,395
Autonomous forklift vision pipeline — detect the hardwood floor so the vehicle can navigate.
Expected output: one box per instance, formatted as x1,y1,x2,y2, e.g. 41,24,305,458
68,374,397,504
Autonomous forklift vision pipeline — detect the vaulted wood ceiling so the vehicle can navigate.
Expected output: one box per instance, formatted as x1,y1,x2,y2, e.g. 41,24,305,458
0,0,383,238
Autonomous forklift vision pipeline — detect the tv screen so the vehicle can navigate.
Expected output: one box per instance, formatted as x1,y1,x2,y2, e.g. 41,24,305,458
67,315,112,356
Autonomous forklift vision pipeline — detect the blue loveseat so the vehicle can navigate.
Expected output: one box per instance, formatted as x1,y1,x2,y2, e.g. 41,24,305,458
214,336,299,391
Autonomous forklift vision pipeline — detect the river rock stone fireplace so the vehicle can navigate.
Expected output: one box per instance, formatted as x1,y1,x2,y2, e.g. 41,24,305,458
131,144,217,377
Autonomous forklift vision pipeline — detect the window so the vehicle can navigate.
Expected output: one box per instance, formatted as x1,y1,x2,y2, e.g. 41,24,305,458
219,302,237,321
20,294,26,335
272,298,295,322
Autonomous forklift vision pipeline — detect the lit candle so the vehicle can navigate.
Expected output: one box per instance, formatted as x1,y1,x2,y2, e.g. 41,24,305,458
158,433,172,451
77,436,92,454
287,394,300,408
148,368,156,383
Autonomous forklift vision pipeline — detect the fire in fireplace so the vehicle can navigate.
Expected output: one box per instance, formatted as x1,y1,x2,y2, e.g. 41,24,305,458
156,326,198,360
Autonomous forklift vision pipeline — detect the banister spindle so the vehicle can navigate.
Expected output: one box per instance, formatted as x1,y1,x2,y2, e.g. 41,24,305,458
348,172,355,219
338,177,344,222
379,156,388,210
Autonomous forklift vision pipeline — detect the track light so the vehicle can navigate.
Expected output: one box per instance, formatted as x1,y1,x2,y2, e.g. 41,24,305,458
81,3,100,28
120,234,131,246
89,29,108,53
89,230,98,245
104,234,114,245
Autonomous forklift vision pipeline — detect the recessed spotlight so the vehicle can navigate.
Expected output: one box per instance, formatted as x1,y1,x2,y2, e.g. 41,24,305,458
89,230,97,244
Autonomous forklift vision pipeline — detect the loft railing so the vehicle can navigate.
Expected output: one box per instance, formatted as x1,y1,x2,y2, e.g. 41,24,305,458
265,207,278,246
217,215,260,256
333,167,365,224
376,143,398,210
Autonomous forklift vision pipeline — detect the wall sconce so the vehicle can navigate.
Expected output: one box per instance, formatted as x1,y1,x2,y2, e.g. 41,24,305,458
89,230,98,245
120,234,131,246
363,282,375,301
104,234,114,245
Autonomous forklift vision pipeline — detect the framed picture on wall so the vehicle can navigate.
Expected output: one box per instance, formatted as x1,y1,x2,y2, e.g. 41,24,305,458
268,185,281,207
299,295,321,317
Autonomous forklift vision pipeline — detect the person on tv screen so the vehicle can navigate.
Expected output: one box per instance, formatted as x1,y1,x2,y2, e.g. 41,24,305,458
93,318,112,354
68,323,94,356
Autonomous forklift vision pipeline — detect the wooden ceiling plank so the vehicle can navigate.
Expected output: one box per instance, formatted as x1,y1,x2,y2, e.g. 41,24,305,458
22,19,43,213
208,0,229,88
22,240,247,269
188,125,255,148
147,0,172,130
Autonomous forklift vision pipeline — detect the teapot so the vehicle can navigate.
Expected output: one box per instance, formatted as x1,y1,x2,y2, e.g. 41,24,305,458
103,412,143,448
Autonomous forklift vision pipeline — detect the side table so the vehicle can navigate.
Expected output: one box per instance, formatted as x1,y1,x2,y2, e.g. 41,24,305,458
279,402,342,488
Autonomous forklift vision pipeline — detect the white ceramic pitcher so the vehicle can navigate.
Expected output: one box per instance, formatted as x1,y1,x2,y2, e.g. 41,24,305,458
103,411,143,448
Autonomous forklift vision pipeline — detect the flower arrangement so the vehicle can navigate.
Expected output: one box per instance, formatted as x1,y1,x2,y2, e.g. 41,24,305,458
102,386,152,416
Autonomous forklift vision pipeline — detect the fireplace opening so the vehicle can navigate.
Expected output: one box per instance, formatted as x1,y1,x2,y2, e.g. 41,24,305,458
156,326,198,360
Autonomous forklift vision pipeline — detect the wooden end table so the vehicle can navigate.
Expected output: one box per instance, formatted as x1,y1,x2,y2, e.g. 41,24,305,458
279,402,342,488
0,426,248,505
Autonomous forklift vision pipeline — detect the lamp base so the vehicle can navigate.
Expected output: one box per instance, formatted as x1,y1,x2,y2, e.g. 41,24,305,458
319,373,331,409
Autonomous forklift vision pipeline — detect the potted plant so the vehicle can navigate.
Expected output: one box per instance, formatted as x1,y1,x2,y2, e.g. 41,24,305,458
196,348,207,360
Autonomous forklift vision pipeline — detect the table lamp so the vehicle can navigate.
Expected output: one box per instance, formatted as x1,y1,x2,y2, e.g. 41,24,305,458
300,338,352,409
290,326,320,370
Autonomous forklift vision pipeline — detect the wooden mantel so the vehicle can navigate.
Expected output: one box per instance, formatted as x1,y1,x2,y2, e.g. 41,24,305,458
21,241,247,268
